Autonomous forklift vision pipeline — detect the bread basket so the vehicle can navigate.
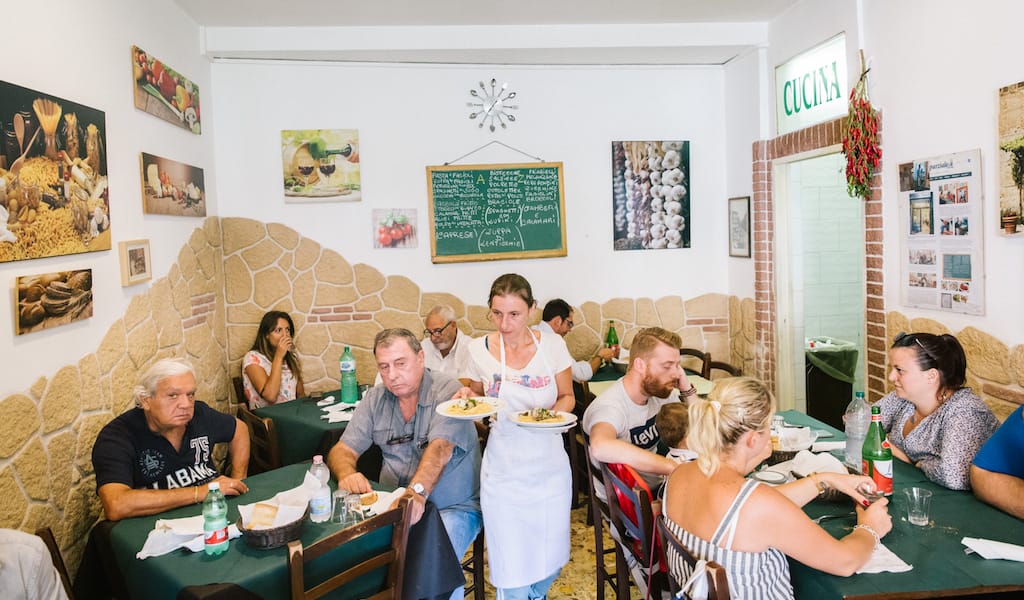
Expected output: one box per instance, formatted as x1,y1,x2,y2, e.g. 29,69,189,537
236,506,309,549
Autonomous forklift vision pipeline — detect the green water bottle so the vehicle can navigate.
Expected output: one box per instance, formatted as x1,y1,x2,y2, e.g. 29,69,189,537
862,404,893,496
340,346,357,404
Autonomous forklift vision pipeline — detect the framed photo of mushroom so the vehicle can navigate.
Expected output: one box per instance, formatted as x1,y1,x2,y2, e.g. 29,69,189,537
729,196,751,258
139,152,206,216
118,239,152,286
15,269,93,335
0,79,111,263
611,141,690,250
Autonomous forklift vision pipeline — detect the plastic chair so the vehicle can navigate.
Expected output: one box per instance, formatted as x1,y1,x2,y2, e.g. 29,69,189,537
582,433,631,600
236,406,282,475
35,527,73,599
679,348,711,379
656,516,731,600
288,495,412,600
601,462,668,598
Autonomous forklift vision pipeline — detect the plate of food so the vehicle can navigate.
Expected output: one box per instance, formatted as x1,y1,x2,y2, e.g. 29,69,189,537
437,397,500,420
510,407,578,429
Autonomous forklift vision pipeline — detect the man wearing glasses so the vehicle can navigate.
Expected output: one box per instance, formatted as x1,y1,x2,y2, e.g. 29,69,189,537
538,298,615,383
421,305,473,383
328,328,481,599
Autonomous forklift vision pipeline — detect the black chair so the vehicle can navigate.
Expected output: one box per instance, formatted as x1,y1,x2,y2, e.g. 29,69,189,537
656,516,731,600
288,495,412,599
679,348,711,379
601,462,667,599
232,376,248,408
582,433,631,600
461,528,485,600
236,406,282,475
35,527,73,599
708,360,741,378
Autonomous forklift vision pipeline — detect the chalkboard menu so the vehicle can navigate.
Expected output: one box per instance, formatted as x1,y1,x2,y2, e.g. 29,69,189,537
427,162,566,263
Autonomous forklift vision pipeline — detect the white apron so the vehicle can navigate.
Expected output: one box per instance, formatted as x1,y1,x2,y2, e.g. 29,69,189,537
481,330,571,588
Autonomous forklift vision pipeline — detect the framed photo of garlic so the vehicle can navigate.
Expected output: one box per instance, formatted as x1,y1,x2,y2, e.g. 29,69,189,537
0,79,111,263
118,239,152,286
729,196,751,258
612,141,690,250
15,269,94,335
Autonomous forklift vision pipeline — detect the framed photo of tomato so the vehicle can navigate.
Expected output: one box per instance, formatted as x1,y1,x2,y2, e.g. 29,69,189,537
372,208,417,248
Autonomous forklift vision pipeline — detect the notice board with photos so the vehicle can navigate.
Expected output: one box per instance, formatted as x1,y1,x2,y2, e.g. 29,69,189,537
426,162,566,263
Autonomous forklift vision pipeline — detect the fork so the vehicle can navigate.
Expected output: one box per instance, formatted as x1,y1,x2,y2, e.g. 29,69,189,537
812,511,855,524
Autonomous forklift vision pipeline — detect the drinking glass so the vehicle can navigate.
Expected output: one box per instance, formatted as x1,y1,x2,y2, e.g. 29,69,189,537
296,158,315,192
317,156,336,189
331,490,351,524
346,494,365,523
903,487,932,526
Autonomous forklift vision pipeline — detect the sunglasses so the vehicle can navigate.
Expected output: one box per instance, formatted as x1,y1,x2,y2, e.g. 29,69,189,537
386,432,429,450
423,321,454,337
893,332,937,364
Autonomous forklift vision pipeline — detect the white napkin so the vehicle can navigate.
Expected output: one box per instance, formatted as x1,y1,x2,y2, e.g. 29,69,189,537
323,411,355,423
366,487,406,516
811,440,845,452
316,395,337,406
962,537,1024,562
857,542,913,573
779,427,816,451
137,515,241,559
769,449,847,478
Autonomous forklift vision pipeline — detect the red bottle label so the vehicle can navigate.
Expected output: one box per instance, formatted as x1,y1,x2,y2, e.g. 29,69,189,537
862,457,893,495
205,526,228,545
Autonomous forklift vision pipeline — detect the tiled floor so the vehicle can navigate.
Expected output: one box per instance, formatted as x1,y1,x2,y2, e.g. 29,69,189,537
466,505,644,600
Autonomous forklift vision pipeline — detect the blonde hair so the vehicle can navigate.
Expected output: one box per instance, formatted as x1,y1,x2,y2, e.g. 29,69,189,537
686,376,774,476
656,402,689,448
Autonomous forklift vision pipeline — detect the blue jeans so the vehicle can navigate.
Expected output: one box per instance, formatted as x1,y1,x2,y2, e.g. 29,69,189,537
495,569,561,600
439,506,483,600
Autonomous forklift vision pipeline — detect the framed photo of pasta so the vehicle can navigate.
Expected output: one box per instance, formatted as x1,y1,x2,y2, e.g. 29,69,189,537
118,239,152,286
729,196,751,258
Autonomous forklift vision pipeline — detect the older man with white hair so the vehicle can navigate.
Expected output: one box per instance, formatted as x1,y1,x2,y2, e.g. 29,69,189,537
420,305,473,382
91,358,250,521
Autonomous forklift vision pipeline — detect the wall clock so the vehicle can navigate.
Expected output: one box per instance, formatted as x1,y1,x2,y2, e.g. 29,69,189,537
468,78,518,132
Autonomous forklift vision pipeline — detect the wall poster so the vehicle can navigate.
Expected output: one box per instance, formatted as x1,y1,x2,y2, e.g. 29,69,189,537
611,141,690,251
998,80,1024,235
897,149,984,315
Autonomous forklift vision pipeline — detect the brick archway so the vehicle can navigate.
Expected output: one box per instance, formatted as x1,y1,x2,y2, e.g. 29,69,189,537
751,117,887,401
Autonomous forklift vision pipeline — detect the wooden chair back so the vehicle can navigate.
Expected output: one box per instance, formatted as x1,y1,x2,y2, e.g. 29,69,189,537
582,433,631,600
601,462,666,596
679,348,711,379
35,527,73,599
656,516,731,600
232,376,248,408
288,495,413,600
707,360,741,379
236,406,282,475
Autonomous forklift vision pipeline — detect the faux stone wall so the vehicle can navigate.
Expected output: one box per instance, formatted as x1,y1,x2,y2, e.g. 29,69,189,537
887,311,1024,420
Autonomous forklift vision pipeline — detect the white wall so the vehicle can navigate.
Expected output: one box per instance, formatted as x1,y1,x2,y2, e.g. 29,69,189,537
210,61,730,305
0,0,216,398
864,0,1024,343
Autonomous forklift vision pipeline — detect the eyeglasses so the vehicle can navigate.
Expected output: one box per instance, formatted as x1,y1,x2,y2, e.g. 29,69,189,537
893,332,937,364
564,319,574,330
423,321,454,337
387,432,414,445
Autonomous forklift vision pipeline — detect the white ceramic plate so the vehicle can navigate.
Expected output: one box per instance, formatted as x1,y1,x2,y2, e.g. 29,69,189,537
509,410,578,429
750,469,788,485
436,398,500,420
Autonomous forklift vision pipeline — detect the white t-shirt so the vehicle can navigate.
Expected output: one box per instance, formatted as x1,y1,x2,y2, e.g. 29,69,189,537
421,328,473,380
465,330,573,397
535,320,593,382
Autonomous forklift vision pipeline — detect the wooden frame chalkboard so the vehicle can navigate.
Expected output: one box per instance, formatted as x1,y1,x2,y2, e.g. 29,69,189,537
426,162,567,263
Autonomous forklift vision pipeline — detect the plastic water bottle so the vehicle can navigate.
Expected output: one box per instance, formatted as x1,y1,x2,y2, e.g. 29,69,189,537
308,454,330,486
844,391,870,473
308,455,332,523
340,346,358,404
202,482,229,556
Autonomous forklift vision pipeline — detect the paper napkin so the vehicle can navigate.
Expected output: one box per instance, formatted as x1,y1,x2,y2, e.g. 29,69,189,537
769,449,847,478
962,537,1024,562
137,516,241,559
316,395,337,406
857,542,913,573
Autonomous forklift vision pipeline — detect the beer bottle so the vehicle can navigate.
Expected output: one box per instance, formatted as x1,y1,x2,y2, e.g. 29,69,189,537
605,321,620,359
861,404,893,495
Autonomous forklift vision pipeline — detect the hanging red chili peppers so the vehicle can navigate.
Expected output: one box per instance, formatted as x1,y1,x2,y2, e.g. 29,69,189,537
842,51,880,200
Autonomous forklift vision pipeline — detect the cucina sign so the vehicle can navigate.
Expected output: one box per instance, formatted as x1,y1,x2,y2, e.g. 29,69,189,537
775,34,849,135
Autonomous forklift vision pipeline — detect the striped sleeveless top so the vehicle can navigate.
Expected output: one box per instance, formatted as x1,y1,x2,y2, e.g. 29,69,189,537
663,479,794,599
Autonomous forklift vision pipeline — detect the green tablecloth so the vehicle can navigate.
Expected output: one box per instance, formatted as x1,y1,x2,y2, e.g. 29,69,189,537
781,410,1024,599
255,391,350,465
109,464,387,600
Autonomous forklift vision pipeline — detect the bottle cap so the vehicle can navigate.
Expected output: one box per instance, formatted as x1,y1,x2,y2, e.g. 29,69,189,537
208,482,220,491
313,455,323,463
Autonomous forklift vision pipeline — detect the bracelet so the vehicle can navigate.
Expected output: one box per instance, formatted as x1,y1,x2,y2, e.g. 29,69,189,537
853,524,880,550
679,386,698,398
193,485,199,504
809,472,829,495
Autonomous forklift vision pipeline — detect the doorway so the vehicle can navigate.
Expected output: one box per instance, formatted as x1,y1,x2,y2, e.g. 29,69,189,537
774,151,865,414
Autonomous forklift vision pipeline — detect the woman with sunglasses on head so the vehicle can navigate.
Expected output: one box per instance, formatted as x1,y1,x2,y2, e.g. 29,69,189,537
242,311,305,409
881,332,998,490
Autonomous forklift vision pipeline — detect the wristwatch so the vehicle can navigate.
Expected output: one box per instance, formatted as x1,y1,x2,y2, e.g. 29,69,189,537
411,482,427,498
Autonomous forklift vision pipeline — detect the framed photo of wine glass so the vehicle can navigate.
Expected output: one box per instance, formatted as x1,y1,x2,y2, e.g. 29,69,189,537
118,239,152,286
729,196,751,258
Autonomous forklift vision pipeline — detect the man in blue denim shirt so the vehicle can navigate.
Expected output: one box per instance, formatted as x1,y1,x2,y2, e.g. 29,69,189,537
329,328,481,599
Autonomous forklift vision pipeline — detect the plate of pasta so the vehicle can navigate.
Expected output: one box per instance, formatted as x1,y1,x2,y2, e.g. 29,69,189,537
437,397,500,420
510,408,578,429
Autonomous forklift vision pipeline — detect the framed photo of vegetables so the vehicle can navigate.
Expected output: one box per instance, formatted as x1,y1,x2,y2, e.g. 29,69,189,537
131,46,201,135
372,209,417,248
281,129,361,203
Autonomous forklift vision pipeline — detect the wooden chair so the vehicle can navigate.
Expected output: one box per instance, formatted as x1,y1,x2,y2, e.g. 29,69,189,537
35,527,73,599
582,433,631,600
232,376,248,408
601,462,668,599
679,348,711,379
656,516,730,600
461,528,485,600
707,360,741,379
288,495,413,600
236,406,282,475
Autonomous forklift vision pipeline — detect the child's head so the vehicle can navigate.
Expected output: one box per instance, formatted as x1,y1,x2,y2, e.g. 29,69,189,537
656,402,690,449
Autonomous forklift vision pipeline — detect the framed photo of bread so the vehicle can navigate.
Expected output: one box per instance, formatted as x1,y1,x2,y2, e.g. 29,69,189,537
15,269,93,335
118,239,152,286
728,196,751,258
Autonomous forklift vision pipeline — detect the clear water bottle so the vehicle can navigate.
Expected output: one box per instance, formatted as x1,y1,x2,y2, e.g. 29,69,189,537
844,391,870,472
308,454,329,486
340,346,358,404
202,482,229,555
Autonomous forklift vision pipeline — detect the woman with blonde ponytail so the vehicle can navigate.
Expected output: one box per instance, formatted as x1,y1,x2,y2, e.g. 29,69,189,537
662,377,893,599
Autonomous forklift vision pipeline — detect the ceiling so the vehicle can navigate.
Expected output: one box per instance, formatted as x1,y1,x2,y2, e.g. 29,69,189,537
172,0,801,65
